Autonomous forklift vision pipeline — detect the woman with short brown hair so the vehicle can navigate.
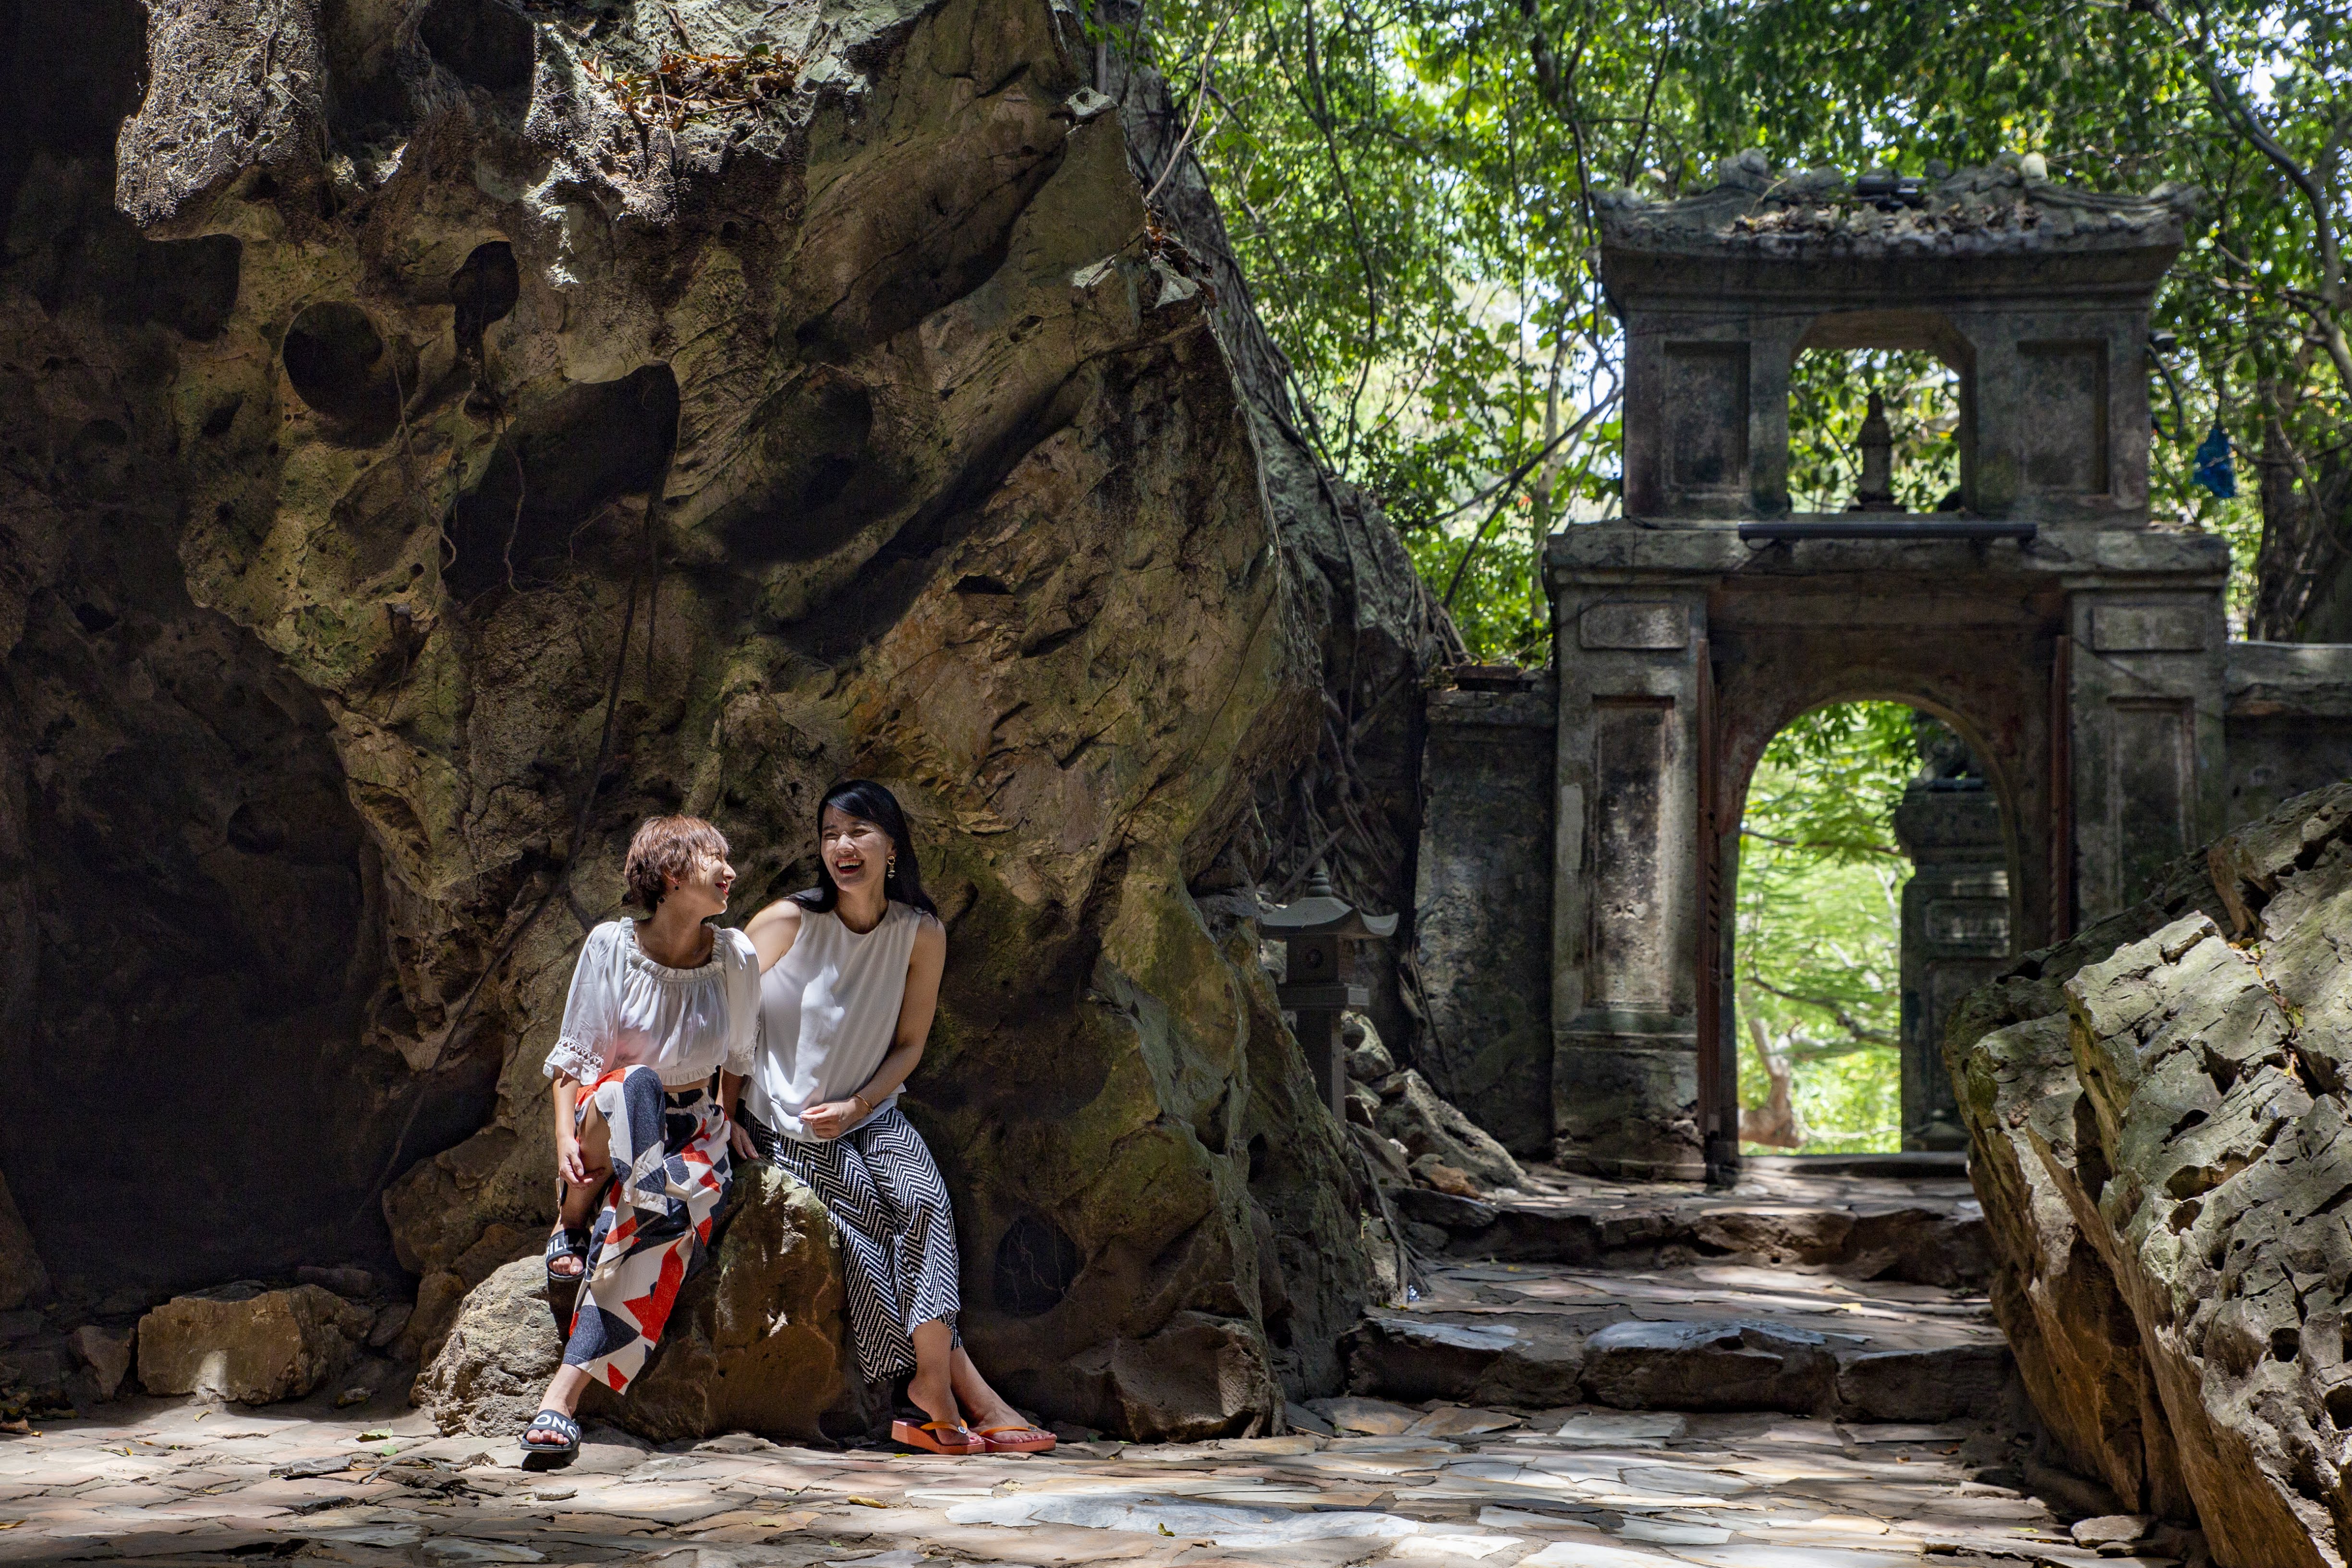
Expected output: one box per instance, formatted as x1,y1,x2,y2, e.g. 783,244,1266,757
520,815,776,1463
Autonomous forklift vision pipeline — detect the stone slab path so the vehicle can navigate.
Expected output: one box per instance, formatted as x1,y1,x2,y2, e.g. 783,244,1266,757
1397,1165,1987,1283
1344,1259,2013,1426
1357,1162,2010,1426
0,1392,2186,1568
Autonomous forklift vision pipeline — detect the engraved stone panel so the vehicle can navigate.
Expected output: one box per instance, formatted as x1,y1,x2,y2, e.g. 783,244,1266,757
1947,869,2009,900
2113,700,2191,902
1591,701,1671,1006
1579,602,1689,651
2090,604,2206,652
1663,343,1749,494
2018,341,2109,495
1926,899,2011,949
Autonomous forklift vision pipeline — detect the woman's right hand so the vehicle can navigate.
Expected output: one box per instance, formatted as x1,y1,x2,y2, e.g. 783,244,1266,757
800,1099,855,1141
557,1132,588,1187
729,1120,758,1160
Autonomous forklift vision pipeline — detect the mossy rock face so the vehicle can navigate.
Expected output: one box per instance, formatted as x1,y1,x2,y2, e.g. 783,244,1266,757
1,0,1418,1430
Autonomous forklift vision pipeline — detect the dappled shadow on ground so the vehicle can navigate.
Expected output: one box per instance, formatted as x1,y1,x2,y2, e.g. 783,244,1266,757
0,1384,2161,1568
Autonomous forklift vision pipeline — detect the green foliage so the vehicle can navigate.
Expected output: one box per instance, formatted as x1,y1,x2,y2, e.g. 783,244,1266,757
1735,702,1918,1154
1124,0,2350,649
1113,0,2352,1139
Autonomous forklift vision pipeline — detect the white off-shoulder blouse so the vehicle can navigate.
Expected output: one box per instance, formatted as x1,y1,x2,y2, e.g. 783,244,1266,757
542,919,760,1089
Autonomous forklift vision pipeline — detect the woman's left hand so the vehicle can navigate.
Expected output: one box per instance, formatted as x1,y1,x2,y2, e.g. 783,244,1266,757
800,1100,858,1140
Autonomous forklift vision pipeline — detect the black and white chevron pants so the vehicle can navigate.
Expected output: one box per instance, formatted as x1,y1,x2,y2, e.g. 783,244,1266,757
745,1105,961,1381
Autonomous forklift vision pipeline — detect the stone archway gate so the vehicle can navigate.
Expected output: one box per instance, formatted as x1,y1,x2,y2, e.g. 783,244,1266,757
1409,162,2352,1183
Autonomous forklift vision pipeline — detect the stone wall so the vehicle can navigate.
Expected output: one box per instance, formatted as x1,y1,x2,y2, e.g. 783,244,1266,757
0,0,1418,1433
1411,680,1554,1156
2225,642,2352,828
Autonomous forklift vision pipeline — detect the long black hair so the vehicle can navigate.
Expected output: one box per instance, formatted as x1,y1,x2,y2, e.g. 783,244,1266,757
791,779,938,917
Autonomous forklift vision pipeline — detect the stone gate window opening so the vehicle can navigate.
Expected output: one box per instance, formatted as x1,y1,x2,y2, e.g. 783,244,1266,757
1734,702,2004,1155
1786,349,1963,516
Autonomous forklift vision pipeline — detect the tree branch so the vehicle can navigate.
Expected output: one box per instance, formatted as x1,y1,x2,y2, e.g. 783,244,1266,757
1743,972,1899,1048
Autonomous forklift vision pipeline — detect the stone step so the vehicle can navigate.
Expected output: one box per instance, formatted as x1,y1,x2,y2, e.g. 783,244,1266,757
1392,1162,1993,1288
1345,1259,2021,1425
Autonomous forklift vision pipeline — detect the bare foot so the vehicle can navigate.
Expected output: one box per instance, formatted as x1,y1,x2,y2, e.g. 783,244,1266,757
547,1223,586,1278
907,1368,965,1433
960,1393,1025,1431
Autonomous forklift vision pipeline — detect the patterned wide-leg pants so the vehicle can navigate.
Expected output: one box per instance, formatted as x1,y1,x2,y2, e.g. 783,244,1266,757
749,1106,959,1381
564,1065,731,1393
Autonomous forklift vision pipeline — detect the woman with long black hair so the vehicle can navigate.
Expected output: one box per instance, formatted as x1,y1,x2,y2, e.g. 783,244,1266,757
733,780,1052,1457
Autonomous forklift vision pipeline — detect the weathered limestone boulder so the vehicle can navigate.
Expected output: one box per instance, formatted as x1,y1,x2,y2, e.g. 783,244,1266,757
1373,1070,1527,1192
66,1325,131,1402
136,1283,374,1403
418,1166,846,1442
1949,782,2352,1567
400,1222,542,1367
582,1167,847,1442
0,0,1429,1432
1344,1013,1395,1084
410,1260,561,1438
1056,1310,1283,1443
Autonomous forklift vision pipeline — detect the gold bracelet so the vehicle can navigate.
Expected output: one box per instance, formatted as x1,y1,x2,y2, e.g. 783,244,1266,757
850,1093,871,1119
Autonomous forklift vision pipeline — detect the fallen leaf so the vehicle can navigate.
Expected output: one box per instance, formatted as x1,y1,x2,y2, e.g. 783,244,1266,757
0,1521,21,1530
358,1429,393,1441
1157,1524,1174,1537
844,1496,888,1509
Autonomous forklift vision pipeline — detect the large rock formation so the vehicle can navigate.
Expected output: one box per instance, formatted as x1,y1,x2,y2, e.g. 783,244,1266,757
1948,783,2352,1567
0,0,1428,1431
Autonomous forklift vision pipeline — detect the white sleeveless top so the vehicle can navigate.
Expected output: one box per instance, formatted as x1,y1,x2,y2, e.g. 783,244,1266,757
745,901,924,1142
543,920,761,1089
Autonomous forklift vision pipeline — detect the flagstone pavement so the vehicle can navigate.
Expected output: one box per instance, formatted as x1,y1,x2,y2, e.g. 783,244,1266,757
0,1388,2182,1568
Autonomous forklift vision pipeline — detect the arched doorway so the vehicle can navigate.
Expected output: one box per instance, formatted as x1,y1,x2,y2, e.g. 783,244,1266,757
1724,700,2022,1156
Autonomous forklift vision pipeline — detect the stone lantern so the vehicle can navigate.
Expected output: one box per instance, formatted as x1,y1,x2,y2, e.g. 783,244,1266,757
1261,869,1398,1121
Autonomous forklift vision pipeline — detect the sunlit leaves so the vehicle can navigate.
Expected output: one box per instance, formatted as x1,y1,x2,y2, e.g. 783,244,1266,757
1734,701,1919,1154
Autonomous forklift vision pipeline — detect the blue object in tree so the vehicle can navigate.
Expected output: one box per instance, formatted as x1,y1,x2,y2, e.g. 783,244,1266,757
2193,422,2236,500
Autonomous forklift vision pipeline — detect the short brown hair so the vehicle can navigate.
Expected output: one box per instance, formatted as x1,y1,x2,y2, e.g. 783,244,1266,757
624,816,727,910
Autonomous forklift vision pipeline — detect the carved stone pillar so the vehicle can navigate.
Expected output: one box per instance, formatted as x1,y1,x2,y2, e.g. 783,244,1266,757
1551,587,1712,1180
1893,779,2008,1149
2068,572,2230,922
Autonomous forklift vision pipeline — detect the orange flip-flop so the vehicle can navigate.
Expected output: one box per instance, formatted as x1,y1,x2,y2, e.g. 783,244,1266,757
978,1423,1056,1454
891,1419,984,1455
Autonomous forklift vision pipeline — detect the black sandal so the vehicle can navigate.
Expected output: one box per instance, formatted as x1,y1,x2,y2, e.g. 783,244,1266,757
545,1217,590,1336
520,1408,581,1469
